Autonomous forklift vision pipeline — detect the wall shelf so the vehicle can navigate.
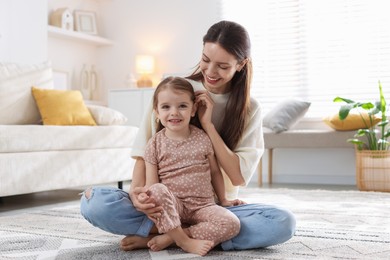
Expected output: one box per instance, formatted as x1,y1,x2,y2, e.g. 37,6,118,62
47,25,113,46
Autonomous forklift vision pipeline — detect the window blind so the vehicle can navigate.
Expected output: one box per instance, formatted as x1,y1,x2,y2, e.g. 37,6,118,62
221,0,390,118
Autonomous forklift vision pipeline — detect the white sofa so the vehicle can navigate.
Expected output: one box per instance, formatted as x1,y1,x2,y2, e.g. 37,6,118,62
0,62,138,197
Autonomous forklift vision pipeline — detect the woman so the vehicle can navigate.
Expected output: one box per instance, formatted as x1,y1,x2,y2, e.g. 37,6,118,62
80,20,296,251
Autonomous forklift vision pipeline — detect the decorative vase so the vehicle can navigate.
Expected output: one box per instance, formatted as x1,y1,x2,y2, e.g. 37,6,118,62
90,65,98,100
80,64,90,100
355,149,390,192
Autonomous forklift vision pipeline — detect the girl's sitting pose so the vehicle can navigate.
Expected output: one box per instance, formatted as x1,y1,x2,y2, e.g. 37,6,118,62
140,76,243,256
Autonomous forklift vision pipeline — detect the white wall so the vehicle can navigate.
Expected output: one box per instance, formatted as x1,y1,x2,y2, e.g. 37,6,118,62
44,0,221,102
0,0,47,63
98,0,221,100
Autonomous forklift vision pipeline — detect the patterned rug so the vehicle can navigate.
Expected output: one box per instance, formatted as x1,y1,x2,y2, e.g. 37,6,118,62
1,187,389,259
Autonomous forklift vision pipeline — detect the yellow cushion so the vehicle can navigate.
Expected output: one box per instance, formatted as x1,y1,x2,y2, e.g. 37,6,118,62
31,87,96,126
323,112,381,131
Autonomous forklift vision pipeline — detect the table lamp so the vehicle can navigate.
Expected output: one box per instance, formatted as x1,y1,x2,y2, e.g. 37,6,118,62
136,55,155,87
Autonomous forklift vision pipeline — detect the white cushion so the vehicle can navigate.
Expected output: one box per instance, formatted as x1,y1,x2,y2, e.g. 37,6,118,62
86,105,128,125
0,61,53,124
263,98,311,133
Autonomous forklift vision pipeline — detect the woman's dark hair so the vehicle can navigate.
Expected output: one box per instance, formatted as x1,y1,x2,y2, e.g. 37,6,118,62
153,76,201,132
186,20,252,150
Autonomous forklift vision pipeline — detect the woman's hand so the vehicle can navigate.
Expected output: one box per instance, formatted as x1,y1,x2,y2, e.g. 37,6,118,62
130,186,163,221
195,90,215,132
220,198,247,207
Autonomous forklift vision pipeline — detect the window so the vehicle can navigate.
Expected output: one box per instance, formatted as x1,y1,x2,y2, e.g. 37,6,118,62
221,0,390,118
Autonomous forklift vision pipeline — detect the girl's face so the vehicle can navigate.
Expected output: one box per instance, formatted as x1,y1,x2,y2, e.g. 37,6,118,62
200,42,246,94
155,88,196,137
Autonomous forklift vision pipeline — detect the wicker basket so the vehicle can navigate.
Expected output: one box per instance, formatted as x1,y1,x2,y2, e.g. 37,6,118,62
356,150,390,192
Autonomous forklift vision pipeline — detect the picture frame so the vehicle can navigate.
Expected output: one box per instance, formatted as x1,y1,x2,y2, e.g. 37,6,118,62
74,10,97,35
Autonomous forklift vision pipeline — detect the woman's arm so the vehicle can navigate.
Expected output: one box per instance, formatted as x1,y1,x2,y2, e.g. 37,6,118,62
206,125,244,186
129,157,146,193
144,161,159,188
209,153,246,206
196,92,264,187
196,91,244,186
136,160,159,210
208,153,227,203
129,158,162,215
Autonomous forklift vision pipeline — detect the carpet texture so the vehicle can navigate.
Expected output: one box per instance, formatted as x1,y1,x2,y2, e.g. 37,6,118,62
0,188,389,259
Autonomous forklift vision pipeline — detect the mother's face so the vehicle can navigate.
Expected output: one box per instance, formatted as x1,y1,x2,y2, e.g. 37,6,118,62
199,43,245,94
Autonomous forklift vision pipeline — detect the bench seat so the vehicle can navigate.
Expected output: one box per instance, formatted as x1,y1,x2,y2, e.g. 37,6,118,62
259,128,356,185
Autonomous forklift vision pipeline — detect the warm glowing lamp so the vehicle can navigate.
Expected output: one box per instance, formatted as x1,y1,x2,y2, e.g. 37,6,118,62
136,55,155,87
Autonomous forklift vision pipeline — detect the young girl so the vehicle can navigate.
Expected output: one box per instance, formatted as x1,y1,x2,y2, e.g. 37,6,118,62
81,20,296,251
140,76,242,256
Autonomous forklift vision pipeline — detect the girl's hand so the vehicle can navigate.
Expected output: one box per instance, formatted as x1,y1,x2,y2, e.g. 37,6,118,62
130,186,163,220
220,198,247,207
195,90,214,132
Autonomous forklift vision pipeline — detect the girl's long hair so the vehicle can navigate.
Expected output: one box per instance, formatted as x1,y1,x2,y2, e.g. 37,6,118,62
186,20,252,150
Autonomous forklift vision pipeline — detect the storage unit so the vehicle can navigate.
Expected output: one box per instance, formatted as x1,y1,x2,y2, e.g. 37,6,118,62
108,88,155,127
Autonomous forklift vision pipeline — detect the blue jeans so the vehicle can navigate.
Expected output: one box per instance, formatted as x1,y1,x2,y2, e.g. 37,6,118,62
80,186,296,250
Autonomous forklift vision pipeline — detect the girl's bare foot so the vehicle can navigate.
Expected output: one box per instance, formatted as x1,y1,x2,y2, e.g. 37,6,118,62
120,235,153,251
177,238,214,256
147,234,174,251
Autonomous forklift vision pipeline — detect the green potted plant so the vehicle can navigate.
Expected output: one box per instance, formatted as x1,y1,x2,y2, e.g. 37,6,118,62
333,81,390,192
334,81,390,151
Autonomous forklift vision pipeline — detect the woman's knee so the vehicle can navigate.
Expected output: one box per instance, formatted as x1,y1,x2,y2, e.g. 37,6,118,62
232,214,241,236
278,208,296,240
80,186,127,221
259,207,296,244
80,186,154,236
224,204,296,249
80,187,95,220
84,187,92,199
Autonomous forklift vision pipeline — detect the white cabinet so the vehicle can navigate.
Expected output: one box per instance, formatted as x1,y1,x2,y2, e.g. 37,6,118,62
108,88,155,127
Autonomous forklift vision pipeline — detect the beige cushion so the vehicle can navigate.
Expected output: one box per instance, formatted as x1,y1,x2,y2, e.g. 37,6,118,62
86,105,128,125
0,61,53,124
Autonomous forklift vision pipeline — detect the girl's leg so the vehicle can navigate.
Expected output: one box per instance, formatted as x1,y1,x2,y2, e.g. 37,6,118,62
186,205,241,245
146,183,215,255
80,186,154,237
147,183,183,234
220,204,296,250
